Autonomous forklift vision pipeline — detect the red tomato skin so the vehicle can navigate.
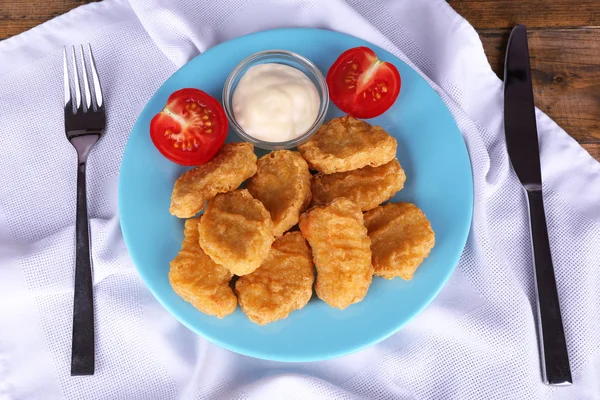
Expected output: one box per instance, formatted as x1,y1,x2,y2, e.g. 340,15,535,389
326,46,401,119
149,88,228,166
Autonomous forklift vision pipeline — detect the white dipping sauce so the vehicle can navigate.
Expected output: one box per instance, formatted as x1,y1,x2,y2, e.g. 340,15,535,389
232,63,320,142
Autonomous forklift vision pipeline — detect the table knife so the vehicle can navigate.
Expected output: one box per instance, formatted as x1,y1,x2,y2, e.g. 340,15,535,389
504,24,572,386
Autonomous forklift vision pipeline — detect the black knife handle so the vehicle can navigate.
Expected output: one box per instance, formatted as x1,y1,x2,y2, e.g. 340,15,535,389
526,189,571,385
71,161,95,376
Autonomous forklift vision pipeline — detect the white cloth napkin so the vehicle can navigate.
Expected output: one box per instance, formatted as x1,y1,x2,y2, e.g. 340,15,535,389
1,0,599,398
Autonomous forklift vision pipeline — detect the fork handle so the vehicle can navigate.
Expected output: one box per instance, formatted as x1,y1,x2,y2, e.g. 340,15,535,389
71,160,95,376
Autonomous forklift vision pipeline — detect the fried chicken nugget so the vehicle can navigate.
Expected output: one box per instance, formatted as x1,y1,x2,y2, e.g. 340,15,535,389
311,159,406,211
170,143,257,218
299,198,373,309
169,218,237,318
235,232,314,325
199,189,274,276
364,203,435,280
297,116,397,174
247,150,312,237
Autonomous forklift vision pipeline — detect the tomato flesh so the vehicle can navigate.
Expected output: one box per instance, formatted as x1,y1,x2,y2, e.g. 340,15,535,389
326,47,401,119
150,88,228,166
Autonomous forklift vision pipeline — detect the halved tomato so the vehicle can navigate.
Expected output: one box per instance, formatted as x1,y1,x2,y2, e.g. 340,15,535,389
326,47,401,119
150,88,228,166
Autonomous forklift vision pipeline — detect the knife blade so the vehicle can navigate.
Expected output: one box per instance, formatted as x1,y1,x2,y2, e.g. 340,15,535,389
504,24,572,386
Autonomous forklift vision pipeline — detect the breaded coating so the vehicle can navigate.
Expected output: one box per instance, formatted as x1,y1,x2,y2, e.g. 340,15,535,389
235,232,315,325
311,159,406,211
199,189,274,276
297,116,397,174
247,150,312,237
364,203,435,280
170,143,257,218
298,198,373,309
169,218,237,318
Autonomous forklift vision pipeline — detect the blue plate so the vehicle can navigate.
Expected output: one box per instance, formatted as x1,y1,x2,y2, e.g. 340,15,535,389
119,28,473,362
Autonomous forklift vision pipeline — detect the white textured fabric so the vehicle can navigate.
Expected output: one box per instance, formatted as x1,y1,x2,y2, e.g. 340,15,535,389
0,0,599,398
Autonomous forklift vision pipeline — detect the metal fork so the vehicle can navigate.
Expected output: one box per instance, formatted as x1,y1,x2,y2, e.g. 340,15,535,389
63,44,105,376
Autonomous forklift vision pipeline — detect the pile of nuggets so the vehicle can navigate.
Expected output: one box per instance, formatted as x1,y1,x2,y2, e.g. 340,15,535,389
168,116,435,325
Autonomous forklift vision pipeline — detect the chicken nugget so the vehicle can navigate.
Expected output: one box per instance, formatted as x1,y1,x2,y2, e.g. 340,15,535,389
199,189,274,276
311,159,405,211
235,232,314,325
364,203,435,280
298,198,373,309
297,116,397,174
247,150,312,237
170,142,257,218
169,218,237,318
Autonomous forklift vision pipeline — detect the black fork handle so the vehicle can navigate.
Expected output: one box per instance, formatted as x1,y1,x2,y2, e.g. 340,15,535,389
71,160,95,376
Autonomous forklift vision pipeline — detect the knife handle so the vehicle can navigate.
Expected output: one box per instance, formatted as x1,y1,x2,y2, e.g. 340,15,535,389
526,189,572,385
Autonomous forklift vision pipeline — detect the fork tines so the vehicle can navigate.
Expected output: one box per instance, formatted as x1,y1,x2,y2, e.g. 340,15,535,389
63,44,103,114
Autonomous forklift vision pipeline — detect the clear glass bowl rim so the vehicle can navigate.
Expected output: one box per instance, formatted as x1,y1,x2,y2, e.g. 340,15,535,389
222,49,329,149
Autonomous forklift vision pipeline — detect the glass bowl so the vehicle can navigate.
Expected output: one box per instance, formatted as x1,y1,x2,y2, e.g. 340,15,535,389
222,50,329,150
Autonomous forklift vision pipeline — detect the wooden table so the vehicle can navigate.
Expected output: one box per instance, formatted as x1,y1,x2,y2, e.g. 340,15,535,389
450,0,600,161
1,0,598,161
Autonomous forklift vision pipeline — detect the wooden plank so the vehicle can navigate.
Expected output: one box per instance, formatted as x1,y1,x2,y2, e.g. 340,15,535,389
1,19,49,40
479,28,600,146
449,0,600,29
583,143,600,160
0,0,97,40
0,0,96,19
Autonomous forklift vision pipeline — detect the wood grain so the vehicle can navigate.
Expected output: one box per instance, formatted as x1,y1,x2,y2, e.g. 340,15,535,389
450,0,600,29
0,0,97,40
480,28,600,144
0,19,51,39
0,0,96,18
447,0,600,160
583,143,600,160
